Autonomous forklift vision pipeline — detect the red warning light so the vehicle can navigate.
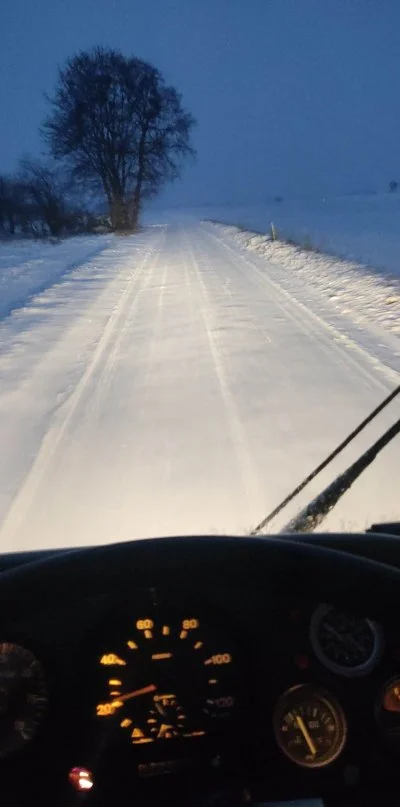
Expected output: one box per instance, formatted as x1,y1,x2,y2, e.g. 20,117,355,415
68,767,94,792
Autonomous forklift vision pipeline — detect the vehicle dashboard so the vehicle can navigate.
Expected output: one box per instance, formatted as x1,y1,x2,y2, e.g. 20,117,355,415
1,532,400,807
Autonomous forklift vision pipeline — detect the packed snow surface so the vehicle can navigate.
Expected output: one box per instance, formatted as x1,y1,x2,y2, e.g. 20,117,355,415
0,221,398,551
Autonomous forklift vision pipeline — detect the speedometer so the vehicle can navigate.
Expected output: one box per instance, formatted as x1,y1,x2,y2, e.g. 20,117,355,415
96,616,239,747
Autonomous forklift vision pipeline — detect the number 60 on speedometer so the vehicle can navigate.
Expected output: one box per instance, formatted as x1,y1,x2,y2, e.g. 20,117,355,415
95,616,240,747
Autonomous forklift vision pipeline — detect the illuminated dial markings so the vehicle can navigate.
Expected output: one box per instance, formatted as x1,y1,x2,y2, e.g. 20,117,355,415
96,616,239,746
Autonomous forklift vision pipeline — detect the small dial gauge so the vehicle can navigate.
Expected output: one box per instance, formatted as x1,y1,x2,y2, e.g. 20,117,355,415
310,604,383,677
274,685,347,768
0,642,47,756
376,677,400,754
96,616,240,749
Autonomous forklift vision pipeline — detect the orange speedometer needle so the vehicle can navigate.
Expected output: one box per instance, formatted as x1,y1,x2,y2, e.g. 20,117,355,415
114,684,157,703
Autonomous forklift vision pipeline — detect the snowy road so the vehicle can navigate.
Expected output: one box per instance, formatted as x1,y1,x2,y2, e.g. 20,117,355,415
0,222,399,551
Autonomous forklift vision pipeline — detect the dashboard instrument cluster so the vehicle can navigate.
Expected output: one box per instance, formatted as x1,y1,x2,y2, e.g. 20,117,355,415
2,595,400,802
95,613,240,750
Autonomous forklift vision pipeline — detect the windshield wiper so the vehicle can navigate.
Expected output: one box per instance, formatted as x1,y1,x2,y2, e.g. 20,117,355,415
282,415,400,533
252,383,400,535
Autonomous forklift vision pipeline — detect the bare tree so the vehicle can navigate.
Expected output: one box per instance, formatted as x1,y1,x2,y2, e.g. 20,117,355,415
42,47,195,231
0,175,29,236
19,158,69,237
0,176,9,233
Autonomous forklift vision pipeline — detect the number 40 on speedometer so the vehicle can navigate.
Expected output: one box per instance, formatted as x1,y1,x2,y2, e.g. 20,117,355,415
96,616,240,746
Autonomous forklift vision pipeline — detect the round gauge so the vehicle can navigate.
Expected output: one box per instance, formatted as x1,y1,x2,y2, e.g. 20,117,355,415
96,616,239,748
274,684,347,769
376,677,400,753
310,604,383,677
0,642,47,756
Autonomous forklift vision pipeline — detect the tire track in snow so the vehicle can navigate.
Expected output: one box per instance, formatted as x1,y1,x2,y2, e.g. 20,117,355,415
184,228,265,524
206,224,400,392
0,230,164,544
82,230,167,422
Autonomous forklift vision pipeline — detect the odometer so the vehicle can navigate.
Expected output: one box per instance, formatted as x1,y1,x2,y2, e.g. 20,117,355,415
96,616,239,748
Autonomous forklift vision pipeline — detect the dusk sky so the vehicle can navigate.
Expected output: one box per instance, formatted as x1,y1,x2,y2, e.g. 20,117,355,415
1,0,400,206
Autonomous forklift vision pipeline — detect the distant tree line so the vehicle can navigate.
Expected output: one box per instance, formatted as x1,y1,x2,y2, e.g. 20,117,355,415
0,159,106,238
1,47,195,239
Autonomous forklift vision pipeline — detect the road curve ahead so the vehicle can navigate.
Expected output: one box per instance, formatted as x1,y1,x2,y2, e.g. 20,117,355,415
0,221,398,551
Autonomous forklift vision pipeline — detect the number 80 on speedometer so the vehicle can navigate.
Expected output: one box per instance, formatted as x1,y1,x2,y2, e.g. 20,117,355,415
96,616,240,746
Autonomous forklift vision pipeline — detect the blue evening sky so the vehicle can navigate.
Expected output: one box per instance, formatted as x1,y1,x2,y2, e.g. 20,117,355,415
1,0,399,206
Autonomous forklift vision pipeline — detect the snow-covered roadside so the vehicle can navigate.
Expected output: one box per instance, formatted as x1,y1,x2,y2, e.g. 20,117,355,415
212,223,400,338
199,194,400,280
0,235,114,321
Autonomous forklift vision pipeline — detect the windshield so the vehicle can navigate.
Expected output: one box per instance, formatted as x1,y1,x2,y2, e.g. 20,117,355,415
0,1,399,552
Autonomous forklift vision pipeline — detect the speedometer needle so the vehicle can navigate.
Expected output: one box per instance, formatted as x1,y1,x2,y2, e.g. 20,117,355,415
113,684,157,704
296,715,317,756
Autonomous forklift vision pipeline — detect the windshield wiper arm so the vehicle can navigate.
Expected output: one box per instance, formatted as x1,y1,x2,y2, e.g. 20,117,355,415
251,383,400,535
282,416,400,534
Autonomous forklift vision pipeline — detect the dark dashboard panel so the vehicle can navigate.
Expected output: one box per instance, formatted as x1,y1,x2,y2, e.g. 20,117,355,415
1,532,400,805
1,587,400,804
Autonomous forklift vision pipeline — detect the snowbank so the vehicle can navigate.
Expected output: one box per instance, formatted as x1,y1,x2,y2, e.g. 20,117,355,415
0,235,113,321
211,222,400,338
203,194,400,280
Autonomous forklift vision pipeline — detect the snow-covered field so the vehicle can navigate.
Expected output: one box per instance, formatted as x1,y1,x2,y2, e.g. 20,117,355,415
200,193,400,279
0,234,113,320
0,221,399,552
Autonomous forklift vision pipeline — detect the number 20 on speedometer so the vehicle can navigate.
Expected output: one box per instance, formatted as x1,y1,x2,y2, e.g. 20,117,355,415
96,617,239,747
